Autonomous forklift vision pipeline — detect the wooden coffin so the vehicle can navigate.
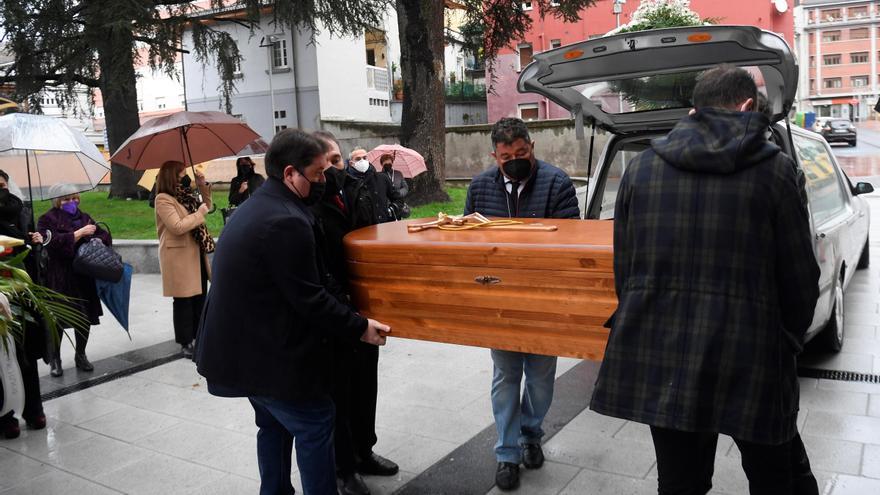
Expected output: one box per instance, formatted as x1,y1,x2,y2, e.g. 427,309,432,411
343,218,617,360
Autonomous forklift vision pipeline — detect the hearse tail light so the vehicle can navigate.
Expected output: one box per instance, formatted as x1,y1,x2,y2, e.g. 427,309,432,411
564,49,585,59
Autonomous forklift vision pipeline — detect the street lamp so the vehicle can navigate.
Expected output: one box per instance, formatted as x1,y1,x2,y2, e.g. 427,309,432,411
260,33,282,135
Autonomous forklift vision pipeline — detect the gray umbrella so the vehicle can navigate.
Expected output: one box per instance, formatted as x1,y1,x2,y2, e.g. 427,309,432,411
0,113,110,202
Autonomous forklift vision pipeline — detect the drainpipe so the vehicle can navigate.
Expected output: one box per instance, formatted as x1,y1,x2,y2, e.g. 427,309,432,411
290,29,303,129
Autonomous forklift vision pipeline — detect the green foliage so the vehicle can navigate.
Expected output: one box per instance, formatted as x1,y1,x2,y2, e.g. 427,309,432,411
0,249,89,348
0,1,392,117
608,0,714,110
409,186,468,219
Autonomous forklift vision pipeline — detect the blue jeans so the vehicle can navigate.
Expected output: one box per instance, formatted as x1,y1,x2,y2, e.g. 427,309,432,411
490,349,557,463
249,396,337,495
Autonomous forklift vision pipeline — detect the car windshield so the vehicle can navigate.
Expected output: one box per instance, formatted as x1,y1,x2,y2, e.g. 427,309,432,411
570,66,767,115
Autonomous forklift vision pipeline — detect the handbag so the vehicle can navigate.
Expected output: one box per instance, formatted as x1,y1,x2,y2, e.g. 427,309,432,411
73,223,123,283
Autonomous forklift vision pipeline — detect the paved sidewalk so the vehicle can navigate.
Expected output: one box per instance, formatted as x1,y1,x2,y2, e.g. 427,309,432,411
1,200,880,493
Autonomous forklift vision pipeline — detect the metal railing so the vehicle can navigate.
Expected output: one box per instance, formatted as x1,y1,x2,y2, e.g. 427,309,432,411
366,65,389,92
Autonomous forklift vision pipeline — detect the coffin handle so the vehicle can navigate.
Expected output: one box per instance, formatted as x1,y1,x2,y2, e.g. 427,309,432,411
475,275,502,285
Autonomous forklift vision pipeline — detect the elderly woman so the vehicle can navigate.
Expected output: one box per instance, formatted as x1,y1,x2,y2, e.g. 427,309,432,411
37,183,111,377
154,160,213,358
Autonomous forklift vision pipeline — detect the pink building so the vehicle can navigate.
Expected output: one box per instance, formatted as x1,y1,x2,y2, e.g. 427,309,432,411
799,0,880,121
488,0,794,122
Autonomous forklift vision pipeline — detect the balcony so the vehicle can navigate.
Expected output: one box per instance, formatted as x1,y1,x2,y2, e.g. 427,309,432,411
446,81,487,101
366,65,389,92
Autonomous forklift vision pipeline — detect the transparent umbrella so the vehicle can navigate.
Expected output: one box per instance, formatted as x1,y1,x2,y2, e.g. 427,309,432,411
0,113,110,202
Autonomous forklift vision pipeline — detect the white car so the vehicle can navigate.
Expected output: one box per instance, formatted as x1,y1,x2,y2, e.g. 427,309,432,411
519,25,873,351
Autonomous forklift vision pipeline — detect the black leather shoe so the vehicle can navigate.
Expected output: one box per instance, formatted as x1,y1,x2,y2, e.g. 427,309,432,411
49,357,63,377
495,462,520,491
522,443,544,469
338,472,370,495
74,353,94,372
181,343,194,359
356,452,399,476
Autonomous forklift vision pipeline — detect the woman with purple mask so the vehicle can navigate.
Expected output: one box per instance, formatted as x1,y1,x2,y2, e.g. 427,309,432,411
37,183,111,377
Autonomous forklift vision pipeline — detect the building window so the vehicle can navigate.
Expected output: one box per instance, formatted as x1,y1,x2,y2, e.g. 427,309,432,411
822,31,841,42
808,32,815,44
850,6,869,19
521,1,533,10
810,79,815,91
810,56,816,67
518,103,539,120
274,110,287,119
821,9,841,22
852,75,869,87
275,125,288,133
850,28,869,40
517,43,533,71
824,78,842,89
272,39,288,68
851,52,869,64
823,54,841,65
550,39,562,50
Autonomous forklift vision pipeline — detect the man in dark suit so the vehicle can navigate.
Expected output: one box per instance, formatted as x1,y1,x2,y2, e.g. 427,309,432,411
464,117,579,491
591,66,821,494
312,131,399,495
196,129,390,495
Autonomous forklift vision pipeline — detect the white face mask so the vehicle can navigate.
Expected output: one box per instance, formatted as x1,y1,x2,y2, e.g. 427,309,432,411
352,159,371,173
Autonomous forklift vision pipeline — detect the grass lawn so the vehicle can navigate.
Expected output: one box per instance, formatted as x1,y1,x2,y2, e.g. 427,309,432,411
30,185,469,239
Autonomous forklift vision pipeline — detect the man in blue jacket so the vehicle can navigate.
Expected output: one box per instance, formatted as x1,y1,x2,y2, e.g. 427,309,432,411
464,117,579,491
196,129,390,495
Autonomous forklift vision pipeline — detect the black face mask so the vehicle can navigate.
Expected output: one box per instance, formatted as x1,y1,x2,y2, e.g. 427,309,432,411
382,164,393,172
0,189,22,222
324,167,343,186
501,158,533,182
301,181,326,206
180,175,192,189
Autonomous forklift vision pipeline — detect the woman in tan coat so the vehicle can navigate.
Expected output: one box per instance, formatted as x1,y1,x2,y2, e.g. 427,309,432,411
155,160,213,358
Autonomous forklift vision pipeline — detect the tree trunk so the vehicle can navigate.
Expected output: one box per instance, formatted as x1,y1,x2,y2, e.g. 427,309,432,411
93,9,144,199
396,0,449,205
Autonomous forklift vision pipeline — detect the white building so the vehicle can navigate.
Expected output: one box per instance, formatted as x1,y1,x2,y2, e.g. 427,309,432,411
182,5,401,140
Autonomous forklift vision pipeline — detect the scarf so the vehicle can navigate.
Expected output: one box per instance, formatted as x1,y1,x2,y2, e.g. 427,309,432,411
175,184,215,254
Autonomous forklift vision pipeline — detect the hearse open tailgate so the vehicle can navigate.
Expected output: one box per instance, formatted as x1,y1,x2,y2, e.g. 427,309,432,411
344,218,616,360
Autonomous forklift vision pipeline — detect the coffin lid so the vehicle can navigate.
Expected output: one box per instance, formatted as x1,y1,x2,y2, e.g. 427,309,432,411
517,25,798,135
344,218,613,272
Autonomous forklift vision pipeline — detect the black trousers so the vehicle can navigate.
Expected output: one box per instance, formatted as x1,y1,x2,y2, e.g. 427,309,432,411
330,341,380,475
16,341,43,420
172,257,208,346
650,426,819,495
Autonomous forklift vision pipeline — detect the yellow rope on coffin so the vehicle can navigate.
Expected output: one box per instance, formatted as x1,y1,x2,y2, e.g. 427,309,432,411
437,219,524,231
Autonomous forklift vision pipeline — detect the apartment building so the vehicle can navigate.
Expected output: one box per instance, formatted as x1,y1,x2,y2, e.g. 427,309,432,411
797,0,880,120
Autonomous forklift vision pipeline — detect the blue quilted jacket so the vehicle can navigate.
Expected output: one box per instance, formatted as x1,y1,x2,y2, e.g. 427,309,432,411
463,160,580,219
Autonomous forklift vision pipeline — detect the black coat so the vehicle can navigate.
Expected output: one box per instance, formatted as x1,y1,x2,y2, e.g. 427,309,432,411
590,109,820,445
196,178,368,402
228,173,266,207
464,160,580,219
311,169,355,300
37,208,111,327
345,166,401,228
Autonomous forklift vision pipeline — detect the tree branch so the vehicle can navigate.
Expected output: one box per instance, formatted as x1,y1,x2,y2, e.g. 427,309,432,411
131,36,190,54
0,74,101,88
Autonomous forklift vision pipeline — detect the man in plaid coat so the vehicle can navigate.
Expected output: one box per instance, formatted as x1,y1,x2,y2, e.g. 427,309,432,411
591,66,821,494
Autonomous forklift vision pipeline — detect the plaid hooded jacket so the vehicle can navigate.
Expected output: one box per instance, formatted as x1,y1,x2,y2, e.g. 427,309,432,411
590,108,820,445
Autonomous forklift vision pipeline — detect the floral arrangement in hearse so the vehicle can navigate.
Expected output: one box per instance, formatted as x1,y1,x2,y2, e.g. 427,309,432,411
606,0,718,111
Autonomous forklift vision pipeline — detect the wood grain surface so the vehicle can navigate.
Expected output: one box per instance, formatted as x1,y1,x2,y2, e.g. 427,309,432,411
344,218,617,360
